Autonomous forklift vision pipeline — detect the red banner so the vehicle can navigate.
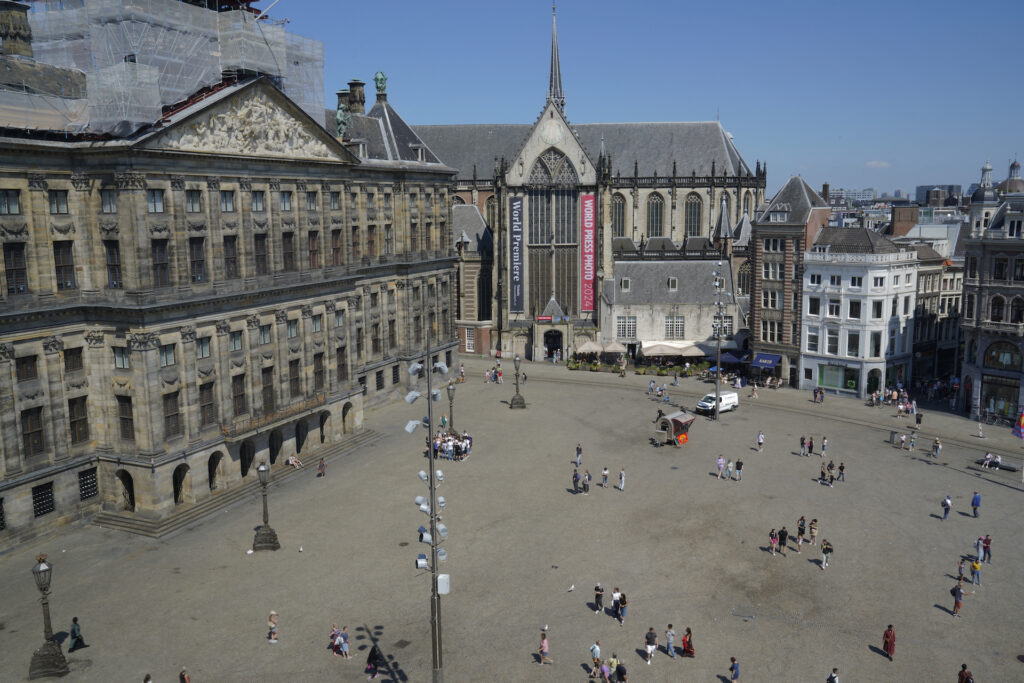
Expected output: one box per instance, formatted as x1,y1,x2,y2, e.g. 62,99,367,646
580,194,596,311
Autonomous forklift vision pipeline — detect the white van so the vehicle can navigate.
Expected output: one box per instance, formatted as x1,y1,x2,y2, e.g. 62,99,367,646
696,391,739,414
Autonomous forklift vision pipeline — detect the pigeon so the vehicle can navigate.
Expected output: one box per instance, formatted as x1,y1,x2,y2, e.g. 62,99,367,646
299,546,304,552
567,584,574,592
542,625,549,632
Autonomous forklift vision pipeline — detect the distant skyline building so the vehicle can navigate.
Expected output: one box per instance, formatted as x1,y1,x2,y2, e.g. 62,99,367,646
829,187,876,203
915,185,961,204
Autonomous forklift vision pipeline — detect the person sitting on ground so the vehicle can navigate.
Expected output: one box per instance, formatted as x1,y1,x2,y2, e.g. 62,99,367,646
993,454,1002,469
287,455,303,469
982,452,993,468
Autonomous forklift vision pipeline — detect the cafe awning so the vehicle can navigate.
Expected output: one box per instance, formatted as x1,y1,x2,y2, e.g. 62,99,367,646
752,353,781,369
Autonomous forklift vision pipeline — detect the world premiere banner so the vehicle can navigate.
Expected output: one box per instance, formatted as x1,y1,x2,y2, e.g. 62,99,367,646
509,196,524,313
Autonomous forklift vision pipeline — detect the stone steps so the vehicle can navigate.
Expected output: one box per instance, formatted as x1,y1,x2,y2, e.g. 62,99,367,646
91,429,382,539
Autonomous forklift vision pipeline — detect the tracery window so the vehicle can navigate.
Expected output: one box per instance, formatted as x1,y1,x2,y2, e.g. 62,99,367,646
646,193,664,237
611,193,626,237
684,193,702,237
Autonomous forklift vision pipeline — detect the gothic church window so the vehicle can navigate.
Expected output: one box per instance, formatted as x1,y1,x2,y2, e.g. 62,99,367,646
646,193,664,237
685,193,703,237
611,193,626,237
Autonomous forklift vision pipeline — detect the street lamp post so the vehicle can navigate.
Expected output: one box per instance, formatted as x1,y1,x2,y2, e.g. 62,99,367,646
29,554,69,679
510,355,526,409
424,358,444,683
445,381,458,436
253,462,280,551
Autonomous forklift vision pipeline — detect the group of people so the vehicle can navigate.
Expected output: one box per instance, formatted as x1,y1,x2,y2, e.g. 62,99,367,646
980,452,1003,469
798,434,828,457
326,624,385,680
431,430,473,461
768,518,832,568
811,386,826,403
714,454,744,481
483,365,502,383
818,460,845,487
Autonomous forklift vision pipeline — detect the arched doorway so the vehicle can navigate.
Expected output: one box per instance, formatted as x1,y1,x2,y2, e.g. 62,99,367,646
116,470,135,512
867,368,882,394
268,430,283,465
295,420,308,454
319,411,330,444
208,452,224,491
240,440,255,478
172,464,190,505
963,375,973,415
341,402,354,435
543,330,563,361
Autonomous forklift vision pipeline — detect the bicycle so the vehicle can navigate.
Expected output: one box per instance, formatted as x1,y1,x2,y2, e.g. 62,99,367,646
982,410,1014,428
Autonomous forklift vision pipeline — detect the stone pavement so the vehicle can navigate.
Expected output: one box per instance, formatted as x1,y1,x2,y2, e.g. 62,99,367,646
0,356,1021,681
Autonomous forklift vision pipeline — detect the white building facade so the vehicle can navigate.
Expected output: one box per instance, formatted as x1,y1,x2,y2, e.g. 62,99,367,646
799,230,917,398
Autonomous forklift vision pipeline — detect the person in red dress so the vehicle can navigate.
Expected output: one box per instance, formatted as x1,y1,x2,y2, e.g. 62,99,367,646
882,625,895,661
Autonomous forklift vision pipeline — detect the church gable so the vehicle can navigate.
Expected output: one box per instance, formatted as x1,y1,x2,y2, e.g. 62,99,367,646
139,83,357,163
507,102,596,186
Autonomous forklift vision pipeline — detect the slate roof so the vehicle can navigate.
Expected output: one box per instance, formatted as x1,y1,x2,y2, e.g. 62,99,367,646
713,202,732,240
812,227,903,254
986,197,1024,232
755,176,827,225
451,204,492,255
732,212,753,247
609,260,735,306
325,95,450,168
408,121,753,181
912,244,944,262
540,293,566,318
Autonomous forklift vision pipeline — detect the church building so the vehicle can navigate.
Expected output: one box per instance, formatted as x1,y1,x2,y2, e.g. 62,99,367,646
414,8,765,360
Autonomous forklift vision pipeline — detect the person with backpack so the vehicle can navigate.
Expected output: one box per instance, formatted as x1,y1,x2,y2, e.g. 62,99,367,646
826,668,839,683
941,495,953,520
957,663,974,683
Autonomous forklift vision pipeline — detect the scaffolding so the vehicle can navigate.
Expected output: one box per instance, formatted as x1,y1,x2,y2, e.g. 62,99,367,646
16,0,324,135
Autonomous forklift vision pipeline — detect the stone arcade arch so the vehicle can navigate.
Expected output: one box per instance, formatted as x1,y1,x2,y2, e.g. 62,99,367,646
239,440,255,478
295,420,309,454
268,429,283,465
341,402,354,435
319,411,330,444
116,469,135,512
172,464,190,505
208,451,224,491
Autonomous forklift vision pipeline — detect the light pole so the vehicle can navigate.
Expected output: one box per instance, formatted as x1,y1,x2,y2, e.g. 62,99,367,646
424,357,444,683
713,263,725,421
253,462,280,551
29,554,69,679
445,381,458,436
510,355,526,409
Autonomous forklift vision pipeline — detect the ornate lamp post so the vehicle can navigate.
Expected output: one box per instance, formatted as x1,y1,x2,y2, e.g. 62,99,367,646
29,554,69,679
712,264,725,421
445,381,458,435
253,462,280,551
510,355,526,409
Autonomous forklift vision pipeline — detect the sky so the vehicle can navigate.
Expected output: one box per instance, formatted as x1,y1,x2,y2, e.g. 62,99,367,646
273,0,1023,196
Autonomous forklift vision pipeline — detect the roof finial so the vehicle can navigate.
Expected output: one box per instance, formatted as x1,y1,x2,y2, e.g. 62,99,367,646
547,3,565,113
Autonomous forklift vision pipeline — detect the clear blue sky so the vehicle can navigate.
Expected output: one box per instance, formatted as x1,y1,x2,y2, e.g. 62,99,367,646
277,0,1022,196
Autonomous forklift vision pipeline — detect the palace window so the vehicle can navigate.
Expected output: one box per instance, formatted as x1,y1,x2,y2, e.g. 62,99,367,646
68,396,89,444
282,232,295,271
163,391,182,437
251,190,265,212
159,343,176,368
22,407,45,455
48,190,69,215
220,190,235,213
223,235,239,279
104,240,122,288
4,243,27,294
287,319,297,338
117,396,134,440
314,353,324,390
189,237,205,282
113,346,130,369
232,374,248,416
64,347,83,372
308,231,320,269
185,190,202,213
259,324,271,344
53,241,75,290
195,336,211,359
312,314,322,333
261,367,275,413
279,191,292,211
330,191,340,210
306,191,318,211
199,382,216,426
0,188,21,214
229,331,243,351
254,234,268,275
16,355,37,381
331,229,343,266
152,239,170,286
336,346,348,380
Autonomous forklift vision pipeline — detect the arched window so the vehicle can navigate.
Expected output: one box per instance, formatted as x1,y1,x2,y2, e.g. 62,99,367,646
452,196,465,206
646,193,664,237
684,193,702,237
1011,297,1024,323
965,295,975,320
737,260,752,295
990,295,1005,322
983,341,1022,371
743,191,752,216
611,193,626,237
485,195,496,228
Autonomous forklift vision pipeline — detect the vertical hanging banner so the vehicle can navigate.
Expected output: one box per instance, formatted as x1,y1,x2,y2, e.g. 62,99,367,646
509,196,524,313
580,193,596,312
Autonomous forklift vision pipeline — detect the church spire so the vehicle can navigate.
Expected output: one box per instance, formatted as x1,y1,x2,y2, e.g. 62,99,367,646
547,4,565,113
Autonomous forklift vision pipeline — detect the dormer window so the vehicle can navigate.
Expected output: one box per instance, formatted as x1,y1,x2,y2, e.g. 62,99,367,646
770,211,788,223
667,277,678,291
621,278,631,292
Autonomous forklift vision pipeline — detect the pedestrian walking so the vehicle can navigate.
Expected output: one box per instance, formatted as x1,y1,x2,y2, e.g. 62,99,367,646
317,457,326,478
582,470,590,495
882,625,896,661
821,436,828,457
179,668,191,683
590,640,601,670
267,610,279,643
333,625,351,658
576,443,583,467
958,663,974,682
364,644,385,680
932,438,942,458
908,433,916,451
951,580,973,618
809,518,819,545
68,616,86,652
778,526,789,556
601,467,609,488
735,459,743,481
716,454,726,479
941,495,952,521
665,624,676,659
827,461,836,487
970,558,982,586
983,535,992,563
837,462,845,482
820,539,833,569
915,411,923,429
971,491,981,517
729,656,740,680
572,468,580,494
769,528,778,556
826,668,839,683
681,627,694,657
594,583,604,613
796,516,806,553
957,558,966,581
619,468,626,492
899,433,906,450
522,372,527,384
725,460,734,480
820,463,828,485
756,431,765,452
808,436,815,456
800,435,807,457
648,379,655,395
644,627,658,664
617,593,628,627
537,632,553,666
615,659,628,682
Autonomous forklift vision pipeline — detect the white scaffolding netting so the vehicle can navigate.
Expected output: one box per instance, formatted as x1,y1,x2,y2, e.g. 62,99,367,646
19,0,324,135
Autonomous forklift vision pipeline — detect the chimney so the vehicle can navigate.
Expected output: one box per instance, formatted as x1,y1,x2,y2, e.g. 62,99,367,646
336,89,349,113
346,79,365,115
821,182,830,202
0,1,33,58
